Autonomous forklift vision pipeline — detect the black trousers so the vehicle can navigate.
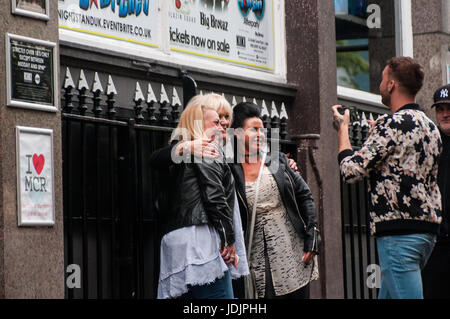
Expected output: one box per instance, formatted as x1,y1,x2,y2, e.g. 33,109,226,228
421,240,450,299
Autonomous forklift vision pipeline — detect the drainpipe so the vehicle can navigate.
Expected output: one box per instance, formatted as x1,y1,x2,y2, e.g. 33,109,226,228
293,134,326,299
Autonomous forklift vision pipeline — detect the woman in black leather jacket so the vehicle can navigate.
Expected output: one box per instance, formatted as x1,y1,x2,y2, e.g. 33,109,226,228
153,94,239,299
230,102,321,299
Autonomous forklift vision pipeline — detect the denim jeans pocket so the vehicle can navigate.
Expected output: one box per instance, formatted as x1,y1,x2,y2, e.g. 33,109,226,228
391,234,436,272
420,234,437,269
393,243,422,272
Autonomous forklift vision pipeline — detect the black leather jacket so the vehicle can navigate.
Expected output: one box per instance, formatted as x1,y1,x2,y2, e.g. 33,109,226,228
150,143,235,247
230,152,321,253
438,131,449,240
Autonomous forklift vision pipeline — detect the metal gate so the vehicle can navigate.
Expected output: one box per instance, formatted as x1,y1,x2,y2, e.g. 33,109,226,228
62,113,172,298
61,67,177,298
340,110,382,299
61,69,297,299
340,178,378,299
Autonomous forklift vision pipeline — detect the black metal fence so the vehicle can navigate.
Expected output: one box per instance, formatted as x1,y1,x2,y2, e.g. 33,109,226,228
62,113,173,298
61,68,187,298
340,110,383,299
61,69,297,299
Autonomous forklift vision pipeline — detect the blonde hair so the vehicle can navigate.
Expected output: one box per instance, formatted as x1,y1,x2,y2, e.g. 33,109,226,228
203,93,233,124
170,93,231,142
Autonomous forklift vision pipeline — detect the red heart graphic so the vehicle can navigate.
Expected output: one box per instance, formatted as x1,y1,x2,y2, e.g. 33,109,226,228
32,154,45,175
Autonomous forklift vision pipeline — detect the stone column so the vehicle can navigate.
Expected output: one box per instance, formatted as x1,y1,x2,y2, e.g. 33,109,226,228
285,0,344,298
412,0,450,116
0,0,63,298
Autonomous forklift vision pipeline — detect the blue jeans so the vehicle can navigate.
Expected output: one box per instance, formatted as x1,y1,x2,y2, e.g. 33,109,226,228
376,233,436,299
183,270,234,299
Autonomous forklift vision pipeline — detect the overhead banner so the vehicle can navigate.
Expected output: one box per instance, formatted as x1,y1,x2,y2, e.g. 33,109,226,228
58,0,159,48
169,0,274,72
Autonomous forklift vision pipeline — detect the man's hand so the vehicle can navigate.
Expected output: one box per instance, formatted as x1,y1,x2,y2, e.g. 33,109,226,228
331,105,353,153
331,105,351,131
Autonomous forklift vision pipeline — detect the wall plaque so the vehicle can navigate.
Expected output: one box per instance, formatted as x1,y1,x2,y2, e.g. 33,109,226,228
6,33,58,112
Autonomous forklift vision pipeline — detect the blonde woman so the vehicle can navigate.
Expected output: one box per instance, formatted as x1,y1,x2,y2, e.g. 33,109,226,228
152,94,248,299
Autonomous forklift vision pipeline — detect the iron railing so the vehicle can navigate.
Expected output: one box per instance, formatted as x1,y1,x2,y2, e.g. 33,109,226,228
340,109,384,299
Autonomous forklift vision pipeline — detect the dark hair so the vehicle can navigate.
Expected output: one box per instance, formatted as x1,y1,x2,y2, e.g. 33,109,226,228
387,57,424,96
231,102,261,129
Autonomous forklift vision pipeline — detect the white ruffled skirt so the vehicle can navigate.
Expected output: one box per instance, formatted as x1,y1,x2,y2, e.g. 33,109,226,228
157,192,249,299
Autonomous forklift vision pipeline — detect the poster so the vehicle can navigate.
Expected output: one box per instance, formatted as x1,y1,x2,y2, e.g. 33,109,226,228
58,0,159,48
5,33,58,112
16,126,55,227
169,0,275,72
12,0,49,20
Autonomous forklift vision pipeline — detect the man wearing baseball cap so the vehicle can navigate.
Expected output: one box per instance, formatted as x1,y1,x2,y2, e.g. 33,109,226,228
422,84,450,298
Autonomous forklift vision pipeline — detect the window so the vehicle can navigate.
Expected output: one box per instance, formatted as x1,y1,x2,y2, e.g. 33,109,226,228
335,0,411,96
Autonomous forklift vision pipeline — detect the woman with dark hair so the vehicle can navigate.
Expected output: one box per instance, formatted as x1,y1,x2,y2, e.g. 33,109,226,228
230,102,321,299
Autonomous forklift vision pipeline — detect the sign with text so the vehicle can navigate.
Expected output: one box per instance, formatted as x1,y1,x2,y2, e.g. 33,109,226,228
6,34,58,112
58,0,159,48
16,126,55,227
169,0,274,72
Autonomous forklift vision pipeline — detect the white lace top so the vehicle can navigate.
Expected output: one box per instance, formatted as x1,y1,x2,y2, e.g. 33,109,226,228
245,166,318,297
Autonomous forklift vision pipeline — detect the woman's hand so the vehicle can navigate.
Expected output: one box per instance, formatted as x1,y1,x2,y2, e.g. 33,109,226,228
221,243,238,269
302,251,315,266
176,138,219,158
284,153,300,173
288,158,298,172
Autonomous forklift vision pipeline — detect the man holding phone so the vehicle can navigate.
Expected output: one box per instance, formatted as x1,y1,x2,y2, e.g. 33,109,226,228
332,57,442,299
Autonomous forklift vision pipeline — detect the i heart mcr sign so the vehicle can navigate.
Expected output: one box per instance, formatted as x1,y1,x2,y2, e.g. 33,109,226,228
16,126,54,226
25,154,47,192
32,154,45,176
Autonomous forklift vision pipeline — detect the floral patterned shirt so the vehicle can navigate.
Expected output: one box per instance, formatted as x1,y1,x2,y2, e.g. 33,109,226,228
338,104,442,236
